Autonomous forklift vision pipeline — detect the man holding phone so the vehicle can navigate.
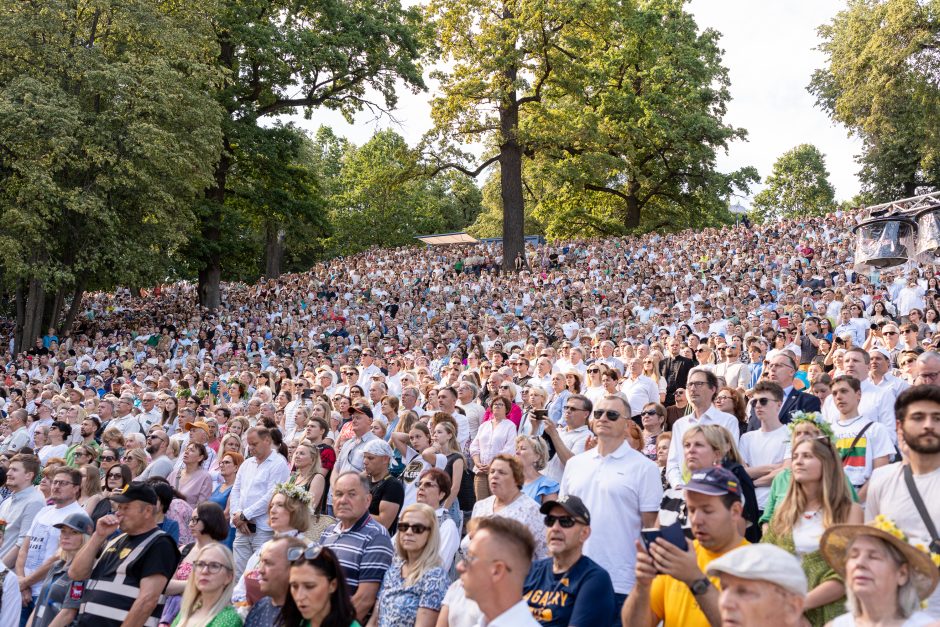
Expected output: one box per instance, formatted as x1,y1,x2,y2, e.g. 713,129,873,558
622,467,747,627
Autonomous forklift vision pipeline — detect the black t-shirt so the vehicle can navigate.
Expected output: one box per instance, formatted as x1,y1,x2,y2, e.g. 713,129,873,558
369,476,404,535
74,529,180,627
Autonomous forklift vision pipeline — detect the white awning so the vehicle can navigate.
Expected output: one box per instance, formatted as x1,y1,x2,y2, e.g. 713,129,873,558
415,232,479,245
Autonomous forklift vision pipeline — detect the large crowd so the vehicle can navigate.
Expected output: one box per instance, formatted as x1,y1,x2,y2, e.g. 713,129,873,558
0,211,939,626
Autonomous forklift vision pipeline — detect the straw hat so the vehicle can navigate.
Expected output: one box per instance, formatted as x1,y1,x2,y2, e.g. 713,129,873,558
820,517,940,601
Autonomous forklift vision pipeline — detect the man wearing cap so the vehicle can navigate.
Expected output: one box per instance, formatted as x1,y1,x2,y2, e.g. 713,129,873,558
175,420,216,471
362,439,404,534
30,512,96,627
622,466,747,627
334,404,379,481
69,482,180,627
869,347,910,399
523,495,616,626
706,544,808,627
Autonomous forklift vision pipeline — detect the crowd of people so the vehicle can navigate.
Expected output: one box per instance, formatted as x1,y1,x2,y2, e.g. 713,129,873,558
0,210,940,626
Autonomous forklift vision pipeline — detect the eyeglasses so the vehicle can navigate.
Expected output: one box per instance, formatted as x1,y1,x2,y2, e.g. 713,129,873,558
687,381,710,388
883,331,899,335
592,409,623,421
74,451,89,457
563,405,586,413
193,560,232,574
398,522,430,534
499,385,511,390
51,480,78,487
544,514,583,528
287,544,324,563
107,472,123,479
753,397,777,406
715,395,733,402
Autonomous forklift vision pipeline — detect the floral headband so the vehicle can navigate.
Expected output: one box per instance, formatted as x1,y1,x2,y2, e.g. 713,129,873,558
787,411,836,443
274,481,312,505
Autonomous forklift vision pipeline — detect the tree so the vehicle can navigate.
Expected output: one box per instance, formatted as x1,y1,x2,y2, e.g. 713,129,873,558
0,0,223,352
326,130,482,255
751,144,836,222
192,0,426,308
810,0,940,200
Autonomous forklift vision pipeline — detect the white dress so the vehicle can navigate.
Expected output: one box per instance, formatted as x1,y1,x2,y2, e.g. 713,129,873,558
829,611,935,626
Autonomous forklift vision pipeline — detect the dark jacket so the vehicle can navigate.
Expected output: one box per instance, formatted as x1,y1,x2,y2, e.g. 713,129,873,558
660,355,695,406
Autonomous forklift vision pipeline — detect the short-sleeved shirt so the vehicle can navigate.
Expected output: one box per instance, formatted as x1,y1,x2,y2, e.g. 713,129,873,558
369,476,405,535
523,554,615,626
24,502,85,595
376,558,448,627
31,560,83,627
649,539,748,627
321,512,394,593
738,425,790,509
832,416,894,487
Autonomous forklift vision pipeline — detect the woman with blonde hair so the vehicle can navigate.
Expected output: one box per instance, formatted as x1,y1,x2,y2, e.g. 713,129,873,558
642,353,667,403
370,503,448,627
515,435,558,504
764,437,861,626
427,418,469,526
122,447,150,479
289,440,325,506
170,543,241,627
27,512,95,627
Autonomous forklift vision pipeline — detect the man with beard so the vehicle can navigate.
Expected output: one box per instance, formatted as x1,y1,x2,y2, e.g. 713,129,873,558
65,416,101,466
867,384,940,618
138,430,174,480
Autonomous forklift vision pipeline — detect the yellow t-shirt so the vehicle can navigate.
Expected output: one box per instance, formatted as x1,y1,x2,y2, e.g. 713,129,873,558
648,539,749,627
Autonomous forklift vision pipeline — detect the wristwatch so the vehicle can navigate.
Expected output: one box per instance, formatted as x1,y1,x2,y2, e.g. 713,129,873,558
689,577,711,596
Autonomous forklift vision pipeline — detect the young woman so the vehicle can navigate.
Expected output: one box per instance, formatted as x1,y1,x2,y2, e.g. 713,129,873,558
280,545,360,627
370,503,448,627
86,463,131,524
170,543,240,627
290,441,326,507
515,435,558,504
210,451,242,548
764,437,862,626
160,503,232,627
643,354,667,403
428,420,469,526
639,402,667,461
27,512,95,627
713,387,747,433
174,442,213,507
391,423,446,508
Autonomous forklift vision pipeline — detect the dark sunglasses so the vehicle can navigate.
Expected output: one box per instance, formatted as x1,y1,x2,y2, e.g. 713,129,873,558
288,544,324,563
100,456,116,462
544,515,582,528
640,409,660,417
753,397,777,406
592,409,623,421
586,368,599,374
398,523,430,534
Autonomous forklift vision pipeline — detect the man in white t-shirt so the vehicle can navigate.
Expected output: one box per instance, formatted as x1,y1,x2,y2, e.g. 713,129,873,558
739,382,790,514
867,384,940,618
829,375,893,501
14,467,84,613
822,348,897,445
561,395,662,609
541,394,593,482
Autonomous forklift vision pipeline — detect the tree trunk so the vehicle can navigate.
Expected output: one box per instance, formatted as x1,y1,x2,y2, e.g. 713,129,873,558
22,279,45,353
61,282,86,337
14,281,25,355
49,286,66,333
198,149,229,311
499,59,525,273
264,224,286,279
624,180,642,230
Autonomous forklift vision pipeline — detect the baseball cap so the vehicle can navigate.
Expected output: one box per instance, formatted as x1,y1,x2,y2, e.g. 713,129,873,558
54,512,95,536
361,439,394,457
185,421,210,433
706,544,808,596
350,404,373,419
109,481,158,505
678,467,741,497
540,495,591,525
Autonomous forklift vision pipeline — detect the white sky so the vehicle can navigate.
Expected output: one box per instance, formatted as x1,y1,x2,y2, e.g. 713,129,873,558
283,1,863,202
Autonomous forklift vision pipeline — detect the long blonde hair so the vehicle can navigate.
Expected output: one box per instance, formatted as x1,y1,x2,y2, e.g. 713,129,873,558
770,437,853,537
396,503,442,586
174,543,236,627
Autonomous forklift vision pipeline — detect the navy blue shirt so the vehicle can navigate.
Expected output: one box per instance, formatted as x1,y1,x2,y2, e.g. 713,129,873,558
523,554,616,627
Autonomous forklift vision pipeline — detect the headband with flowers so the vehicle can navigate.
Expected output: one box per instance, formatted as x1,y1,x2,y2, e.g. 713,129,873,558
274,481,312,505
788,411,836,443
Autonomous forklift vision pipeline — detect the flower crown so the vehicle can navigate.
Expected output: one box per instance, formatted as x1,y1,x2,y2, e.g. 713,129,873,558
788,411,836,443
873,515,940,568
274,481,312,505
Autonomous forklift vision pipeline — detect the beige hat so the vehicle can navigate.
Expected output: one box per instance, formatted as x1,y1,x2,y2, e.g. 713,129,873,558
706,544,807,597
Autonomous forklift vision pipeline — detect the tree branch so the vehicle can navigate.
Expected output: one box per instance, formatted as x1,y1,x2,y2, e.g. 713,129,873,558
428,154,501,178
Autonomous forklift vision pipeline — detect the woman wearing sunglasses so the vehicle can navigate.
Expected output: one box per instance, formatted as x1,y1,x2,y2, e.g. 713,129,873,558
86,463,131,524
281,545,359,627
369,503,448,627
170,543,240,627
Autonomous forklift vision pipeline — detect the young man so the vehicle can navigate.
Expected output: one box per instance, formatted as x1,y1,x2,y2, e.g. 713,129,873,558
0,454,44,568
524,495,616,626
622,467,748,627
867,384,940,617
738,382,789,517
829,375,893,501
540,395,593,483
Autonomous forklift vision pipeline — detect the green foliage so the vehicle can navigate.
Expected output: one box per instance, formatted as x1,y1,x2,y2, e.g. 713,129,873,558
810,0,940,199
0,0,223,291
325,129,482,255
751,144,836,222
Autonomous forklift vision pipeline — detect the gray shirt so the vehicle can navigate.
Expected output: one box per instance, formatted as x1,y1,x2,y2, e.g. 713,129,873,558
138,455,175,481
0,486,45,561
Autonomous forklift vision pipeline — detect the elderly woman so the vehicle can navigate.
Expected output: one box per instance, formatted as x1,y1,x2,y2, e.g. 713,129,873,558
470,453,548,559
821,518,939,626
515,435,558,504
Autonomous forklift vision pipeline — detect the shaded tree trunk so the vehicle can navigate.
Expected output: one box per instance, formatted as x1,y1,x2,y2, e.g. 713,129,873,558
20,279,45,353
198,149,229,311
60,281,86,337
499,49,524,273
14,281,25,355
264,224,285,279
49,287,66,332
624,180,642,230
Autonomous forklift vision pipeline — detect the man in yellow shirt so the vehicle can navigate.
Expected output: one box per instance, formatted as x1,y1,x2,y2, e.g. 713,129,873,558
622,466,748,627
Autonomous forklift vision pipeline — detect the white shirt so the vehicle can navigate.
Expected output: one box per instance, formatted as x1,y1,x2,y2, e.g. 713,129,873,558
619,375,660,416
871,372,911,400
23,501,84,595
738,425,790,509
459,401,486,441
0,564,19,627
543,425,591,483
228,451,290,531
561,441,663,594
477,599,540,627
666,406,741,487
822,379,898,445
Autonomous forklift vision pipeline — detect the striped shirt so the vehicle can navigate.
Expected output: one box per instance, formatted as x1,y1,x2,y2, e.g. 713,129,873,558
320,512,393,592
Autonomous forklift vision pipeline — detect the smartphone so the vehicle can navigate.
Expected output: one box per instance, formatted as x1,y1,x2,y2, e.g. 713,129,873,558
533,409,548,420
302,389,313,400
641,522,688,553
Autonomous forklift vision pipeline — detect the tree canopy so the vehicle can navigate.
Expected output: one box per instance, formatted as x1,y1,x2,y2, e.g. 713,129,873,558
751,144,836,222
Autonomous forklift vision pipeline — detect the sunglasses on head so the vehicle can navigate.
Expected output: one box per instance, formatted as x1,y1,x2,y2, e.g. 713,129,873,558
287,544,324,563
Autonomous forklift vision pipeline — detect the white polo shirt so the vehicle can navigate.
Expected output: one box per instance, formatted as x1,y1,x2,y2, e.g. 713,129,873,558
560,441,663,595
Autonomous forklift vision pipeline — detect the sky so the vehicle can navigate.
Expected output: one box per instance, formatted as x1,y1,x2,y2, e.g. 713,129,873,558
283,1,863,203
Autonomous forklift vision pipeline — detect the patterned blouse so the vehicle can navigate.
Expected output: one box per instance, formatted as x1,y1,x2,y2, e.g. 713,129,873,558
472,493,549,559
376,558,449,627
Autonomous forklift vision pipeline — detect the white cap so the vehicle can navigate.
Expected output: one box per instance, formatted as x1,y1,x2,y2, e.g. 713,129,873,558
361,439,394,458
706,544,808,597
